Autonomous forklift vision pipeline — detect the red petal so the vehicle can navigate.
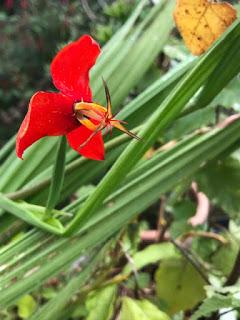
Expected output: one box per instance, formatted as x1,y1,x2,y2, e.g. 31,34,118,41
16,91,78,159
67,126,104,161
50,35,101,101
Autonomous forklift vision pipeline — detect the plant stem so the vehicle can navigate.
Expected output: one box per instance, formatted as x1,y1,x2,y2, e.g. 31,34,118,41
170,238,210,284
44,136,67,220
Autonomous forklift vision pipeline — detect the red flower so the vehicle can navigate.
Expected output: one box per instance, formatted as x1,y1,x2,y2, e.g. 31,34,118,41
16,35,139,161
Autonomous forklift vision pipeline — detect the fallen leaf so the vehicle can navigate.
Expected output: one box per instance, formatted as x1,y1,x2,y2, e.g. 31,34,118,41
174,0,237,55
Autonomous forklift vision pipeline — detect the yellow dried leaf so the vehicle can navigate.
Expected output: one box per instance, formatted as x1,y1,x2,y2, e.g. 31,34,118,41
174,0,237,55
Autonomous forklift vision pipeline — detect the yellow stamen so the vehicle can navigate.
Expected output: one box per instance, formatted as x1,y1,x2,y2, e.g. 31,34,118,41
74,102,107,131
74,80,140,148
78,118,98,131
74,102,106,115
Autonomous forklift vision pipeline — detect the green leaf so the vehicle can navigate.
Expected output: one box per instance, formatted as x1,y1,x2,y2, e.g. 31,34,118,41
136,300,171,320
196,157,240,217
86,285,117,320
45,136,67,218
165,106,215,141
120,297,149,320
123,242,178,274
120,297,170,320
17,295,37,319
7,134,128,204
0,194,64,235
0,135,15,163
93,0,175,107
194,36,240,110
155,258,206,314
44,217,65,230
119,58,195,129
0,137,58,193
91,0,149,81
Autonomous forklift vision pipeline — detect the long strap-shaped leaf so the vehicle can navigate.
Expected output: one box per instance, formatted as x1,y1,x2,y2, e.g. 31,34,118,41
29,248,104,320
1,118,240,306
0,194,64,235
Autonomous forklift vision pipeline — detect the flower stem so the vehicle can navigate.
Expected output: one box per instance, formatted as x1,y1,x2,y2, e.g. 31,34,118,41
44,136,67,221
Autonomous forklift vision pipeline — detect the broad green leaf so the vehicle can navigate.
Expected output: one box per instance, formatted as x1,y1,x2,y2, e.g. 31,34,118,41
120,297,149,320
123,242,178,274
86,285,117,320
17,295,37,319
155,258,206,314
120,297,170,320
136,300,171,320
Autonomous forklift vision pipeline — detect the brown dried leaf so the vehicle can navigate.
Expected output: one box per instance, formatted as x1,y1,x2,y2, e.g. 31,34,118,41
174,0,237,55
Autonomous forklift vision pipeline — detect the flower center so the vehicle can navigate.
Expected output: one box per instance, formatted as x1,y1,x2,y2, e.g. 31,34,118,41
74,100,140,148
74,101,108,131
